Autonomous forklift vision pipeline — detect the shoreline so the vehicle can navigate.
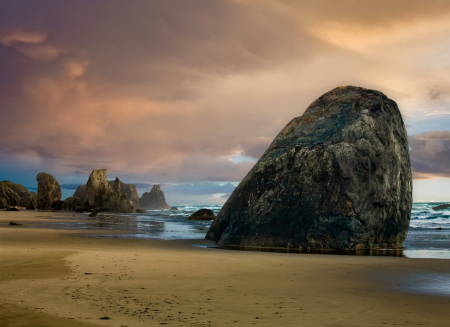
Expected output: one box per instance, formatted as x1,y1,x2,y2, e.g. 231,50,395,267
1,211,450,326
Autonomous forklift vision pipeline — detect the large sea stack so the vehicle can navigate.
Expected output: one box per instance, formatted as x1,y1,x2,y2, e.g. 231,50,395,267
140,185,171,210
206,86,412,250
37,173,62,210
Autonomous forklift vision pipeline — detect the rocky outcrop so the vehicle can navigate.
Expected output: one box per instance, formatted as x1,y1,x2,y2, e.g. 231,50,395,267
37,173,61,210
187,209,216,220
75,181,139,208
136,208,149,214
86,169,110,209
108,180,140,208
432,204,450,210
85,169,135,213
170,206,178,211
64,196,81,211
140,185,171,210
0,181,22,209
206,86,412,250
73,185,88,202
9,183,37,208
103,177,135,213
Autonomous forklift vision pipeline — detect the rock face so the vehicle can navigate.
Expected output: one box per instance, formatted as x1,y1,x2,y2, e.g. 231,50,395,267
10,183,37,208
108,180,140,208
75,181,139,208
85,169,135,213
140,185,171,210
187,209,216,221
73,185,88,202
0,181,22,209
206,86,412,250
64,196,81,211
86,169,110,209
432,204,450,210
37,173,62,210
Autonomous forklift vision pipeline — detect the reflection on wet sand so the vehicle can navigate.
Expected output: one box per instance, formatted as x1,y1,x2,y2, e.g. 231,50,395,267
220,245,406,257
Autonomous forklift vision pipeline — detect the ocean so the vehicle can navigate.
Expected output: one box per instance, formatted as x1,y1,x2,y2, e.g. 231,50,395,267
38,203,450,259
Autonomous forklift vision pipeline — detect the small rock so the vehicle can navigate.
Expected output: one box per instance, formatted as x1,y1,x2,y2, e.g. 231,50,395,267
187,209,216,220
9,222,23,226
169,206,178,211
432,204,450,210
89,211,98,217
136,208,149,214
7,206,19,211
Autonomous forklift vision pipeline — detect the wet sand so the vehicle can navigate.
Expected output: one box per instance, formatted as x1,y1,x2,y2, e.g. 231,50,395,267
1,211,450,326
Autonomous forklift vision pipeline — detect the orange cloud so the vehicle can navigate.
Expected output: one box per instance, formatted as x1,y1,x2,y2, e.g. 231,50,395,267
0,30,48,46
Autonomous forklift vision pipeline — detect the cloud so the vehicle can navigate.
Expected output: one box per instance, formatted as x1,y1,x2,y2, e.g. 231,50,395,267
409,130,450,179
428,85,448,100
14,44,64,61
1,0,450,196
0,30,48,46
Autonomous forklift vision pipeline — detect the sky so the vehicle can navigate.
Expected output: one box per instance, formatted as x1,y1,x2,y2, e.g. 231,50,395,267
1,0,450,204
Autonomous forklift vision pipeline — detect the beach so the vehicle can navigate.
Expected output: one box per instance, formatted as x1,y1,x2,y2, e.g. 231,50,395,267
1,211,450,327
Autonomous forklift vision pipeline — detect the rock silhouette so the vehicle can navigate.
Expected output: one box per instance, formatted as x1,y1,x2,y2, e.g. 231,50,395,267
37,173,62,210
140,185,171,210
206,86,412,250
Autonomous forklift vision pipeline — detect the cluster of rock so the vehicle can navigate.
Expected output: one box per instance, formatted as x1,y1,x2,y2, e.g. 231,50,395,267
0,181,37,210
1,169,177,215
82,169,135,213
206,86,412,251
139,185,171,210
72,176,140,212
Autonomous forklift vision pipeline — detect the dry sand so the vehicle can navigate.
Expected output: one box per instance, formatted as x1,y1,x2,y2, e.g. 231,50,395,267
1,210,450,327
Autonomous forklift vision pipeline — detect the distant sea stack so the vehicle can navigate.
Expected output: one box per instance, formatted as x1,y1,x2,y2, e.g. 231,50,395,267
140,185,171,210
73,181,139,208
85,169,135,213
108,180,140,208
206,86,412,250
37,173,62,210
